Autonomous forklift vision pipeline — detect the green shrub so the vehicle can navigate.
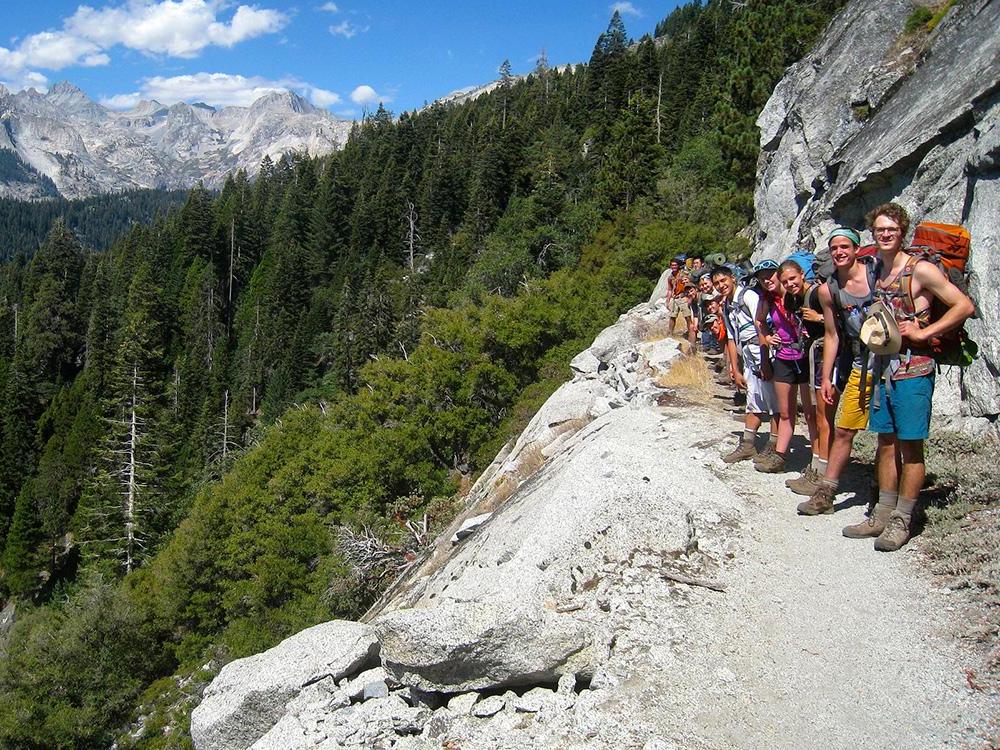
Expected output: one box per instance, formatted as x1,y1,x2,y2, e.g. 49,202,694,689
904,5,934,33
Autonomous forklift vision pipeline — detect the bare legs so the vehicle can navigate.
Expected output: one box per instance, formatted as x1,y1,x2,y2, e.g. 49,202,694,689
814,387,837,461
773,380,796,455
876,435,923,500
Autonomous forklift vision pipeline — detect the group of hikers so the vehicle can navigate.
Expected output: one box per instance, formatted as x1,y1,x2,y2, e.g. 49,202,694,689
652,202,975,553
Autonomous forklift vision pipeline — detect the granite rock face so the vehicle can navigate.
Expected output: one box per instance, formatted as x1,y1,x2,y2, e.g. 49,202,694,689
189,621,379,750
190,304,743,748
753,0,1000,432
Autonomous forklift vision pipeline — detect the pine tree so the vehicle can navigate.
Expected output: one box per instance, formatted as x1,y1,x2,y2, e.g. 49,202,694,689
79,262,166,575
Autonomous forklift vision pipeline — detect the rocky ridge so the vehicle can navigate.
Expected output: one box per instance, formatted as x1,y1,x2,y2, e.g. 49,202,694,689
752,0,1000,433
189,303,995,749
0,83,352,199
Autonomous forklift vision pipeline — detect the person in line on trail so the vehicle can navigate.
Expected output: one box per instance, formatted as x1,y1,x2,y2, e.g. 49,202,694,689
647,256,683,307
698,274,722,355
797,228,874,517
753,260,818,474
668,275,697,346
785,256,833,496
712,265,779,463
849,203,974,551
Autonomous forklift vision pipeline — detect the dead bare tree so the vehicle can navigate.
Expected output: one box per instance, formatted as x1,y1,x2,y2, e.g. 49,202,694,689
404,202,421,272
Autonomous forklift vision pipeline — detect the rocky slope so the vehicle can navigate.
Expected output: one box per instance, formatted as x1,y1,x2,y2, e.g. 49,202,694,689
189,303,996,749
0,82,352,199
752,0,1000,433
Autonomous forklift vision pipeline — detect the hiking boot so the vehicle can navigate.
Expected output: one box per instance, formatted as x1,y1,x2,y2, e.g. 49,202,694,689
753,442,776,464
873,512,911,552
785,467,820,496
796,484,835,515
754,451,786,473
722,440,757,463
842,503,892,539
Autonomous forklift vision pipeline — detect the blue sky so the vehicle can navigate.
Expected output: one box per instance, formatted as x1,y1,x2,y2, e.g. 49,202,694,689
1,1,678,119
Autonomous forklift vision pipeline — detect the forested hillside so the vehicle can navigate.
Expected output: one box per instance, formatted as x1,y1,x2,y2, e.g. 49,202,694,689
0,189,188,260
0,2,845,747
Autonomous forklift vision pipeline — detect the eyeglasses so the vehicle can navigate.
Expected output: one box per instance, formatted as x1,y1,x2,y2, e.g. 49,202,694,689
873,227,901,236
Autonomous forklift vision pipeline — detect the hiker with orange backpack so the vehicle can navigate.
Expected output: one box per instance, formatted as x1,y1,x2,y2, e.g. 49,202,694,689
848,203,974,552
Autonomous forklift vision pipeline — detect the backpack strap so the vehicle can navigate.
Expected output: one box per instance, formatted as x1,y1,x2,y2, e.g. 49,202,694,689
734,287,759,346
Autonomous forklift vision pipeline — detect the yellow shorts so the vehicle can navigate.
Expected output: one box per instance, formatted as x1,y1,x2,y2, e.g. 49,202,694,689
836,367,872,431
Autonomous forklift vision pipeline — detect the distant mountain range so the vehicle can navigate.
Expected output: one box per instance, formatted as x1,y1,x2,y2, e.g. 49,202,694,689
0,82,353,199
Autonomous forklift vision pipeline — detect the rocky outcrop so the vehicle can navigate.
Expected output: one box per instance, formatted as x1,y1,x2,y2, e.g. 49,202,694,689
189,304,745,748
753,0,1000,432
190,621,379,750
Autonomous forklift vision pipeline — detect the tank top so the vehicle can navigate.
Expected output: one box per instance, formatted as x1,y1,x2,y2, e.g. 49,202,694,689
767,297,804,361
837,286,872,369
874,256,935,379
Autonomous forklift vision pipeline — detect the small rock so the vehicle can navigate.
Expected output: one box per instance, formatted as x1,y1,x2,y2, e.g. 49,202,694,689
362,679,389,701
514,686,556,713
557,673,577,695
451,513,493,544
471,695,506,718
589,666,618,690
446,692,480,715
339,667,388,702
570,349,602,375
395,686,442,709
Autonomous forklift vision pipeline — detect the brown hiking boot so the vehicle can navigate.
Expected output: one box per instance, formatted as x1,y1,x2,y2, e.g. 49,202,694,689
842,503,893,539
753,442,776,464
797,484,835,515
723,440,757,463
874,512,911,552
754,451,786,473
785,467,820,496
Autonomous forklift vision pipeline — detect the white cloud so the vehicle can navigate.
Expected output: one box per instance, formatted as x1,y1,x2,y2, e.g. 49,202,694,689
329,20,369,38
0,69,49,94
68,0,289,58
101,72,342,109
611,2,642,17
309,87,341,107
349,84,388,107
318,2,339,12
1,1,289,93
17,31,106,70
100,91,143,109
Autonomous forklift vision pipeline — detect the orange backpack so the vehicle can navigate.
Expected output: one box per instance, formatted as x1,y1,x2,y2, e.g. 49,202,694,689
905,222,977,365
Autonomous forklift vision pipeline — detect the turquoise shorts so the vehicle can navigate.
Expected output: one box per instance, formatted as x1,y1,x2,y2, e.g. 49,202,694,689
868,372,934,441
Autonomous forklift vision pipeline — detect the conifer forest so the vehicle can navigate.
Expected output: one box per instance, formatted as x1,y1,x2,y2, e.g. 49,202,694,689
0,2,845,746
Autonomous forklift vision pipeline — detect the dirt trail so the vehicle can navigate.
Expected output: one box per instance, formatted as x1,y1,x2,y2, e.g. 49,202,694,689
655,373,998,749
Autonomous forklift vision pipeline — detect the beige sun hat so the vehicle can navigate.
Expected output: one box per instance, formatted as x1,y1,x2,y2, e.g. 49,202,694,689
860,301,902,355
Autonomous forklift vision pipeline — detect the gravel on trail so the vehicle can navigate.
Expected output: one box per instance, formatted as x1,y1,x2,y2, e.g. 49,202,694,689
646,379,997,749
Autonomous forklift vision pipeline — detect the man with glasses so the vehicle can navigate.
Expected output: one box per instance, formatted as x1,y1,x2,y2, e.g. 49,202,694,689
850,203,973,551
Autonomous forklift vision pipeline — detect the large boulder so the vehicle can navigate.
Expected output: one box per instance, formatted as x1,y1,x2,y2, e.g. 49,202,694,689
369,406,741,694
190,621,379,750
753,0,1000,431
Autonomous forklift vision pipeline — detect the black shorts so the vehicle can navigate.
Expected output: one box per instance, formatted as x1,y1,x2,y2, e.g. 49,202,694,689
772,357,808,384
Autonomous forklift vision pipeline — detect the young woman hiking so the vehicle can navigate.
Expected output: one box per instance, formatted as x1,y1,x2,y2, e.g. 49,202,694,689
779,261,828,493
752,260,817,474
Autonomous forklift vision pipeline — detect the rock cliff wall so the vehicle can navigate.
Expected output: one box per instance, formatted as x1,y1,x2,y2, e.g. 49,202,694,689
753,0,1000,433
